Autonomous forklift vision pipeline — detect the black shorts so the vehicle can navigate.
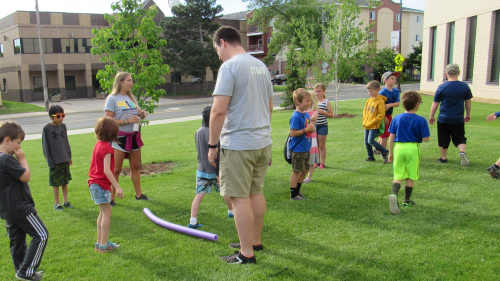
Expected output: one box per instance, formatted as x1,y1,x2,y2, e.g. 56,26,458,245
437,122,467,149
112,135,140,152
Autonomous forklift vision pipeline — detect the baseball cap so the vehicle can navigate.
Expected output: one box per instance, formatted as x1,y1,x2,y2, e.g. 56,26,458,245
445,64,460,75
381,71,399,83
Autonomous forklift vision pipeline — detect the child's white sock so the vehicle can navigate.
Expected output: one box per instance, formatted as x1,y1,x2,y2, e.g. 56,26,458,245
190,217,197,225
228,210,234,215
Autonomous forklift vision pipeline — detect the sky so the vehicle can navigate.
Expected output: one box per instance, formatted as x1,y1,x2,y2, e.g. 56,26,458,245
1,0,426,20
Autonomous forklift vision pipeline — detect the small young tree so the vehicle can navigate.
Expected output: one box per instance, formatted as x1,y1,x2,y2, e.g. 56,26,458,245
160,0,222,96
303,0,376,116
405,41,423,72
91,0,169,114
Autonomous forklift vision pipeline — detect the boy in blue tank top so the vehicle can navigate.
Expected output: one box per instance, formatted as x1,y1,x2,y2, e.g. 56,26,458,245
387,91,430,214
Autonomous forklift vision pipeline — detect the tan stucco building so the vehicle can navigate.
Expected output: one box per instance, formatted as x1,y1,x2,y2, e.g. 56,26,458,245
420,1,500,98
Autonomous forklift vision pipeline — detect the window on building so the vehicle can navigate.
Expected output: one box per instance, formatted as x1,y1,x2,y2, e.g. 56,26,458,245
429,26,437,80
267,37,272,44
0,44,3,57
92,75,101,89
447,22,455,65
65,76,76,90
416,34,420,41
465,16,477,81
171,72,181,84
33,77,48,92
370,11,376,20
13,39,21,54
490,10,500,83
269,18,274,27
369,32,375,40
417,16,421,23
396,14,400,22
3,79,6,93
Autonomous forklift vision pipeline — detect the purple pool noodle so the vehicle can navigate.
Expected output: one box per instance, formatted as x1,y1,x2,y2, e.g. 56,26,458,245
143,208,218,241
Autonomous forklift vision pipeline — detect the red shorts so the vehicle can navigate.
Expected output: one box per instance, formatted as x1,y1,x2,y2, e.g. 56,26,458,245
379,115,392,138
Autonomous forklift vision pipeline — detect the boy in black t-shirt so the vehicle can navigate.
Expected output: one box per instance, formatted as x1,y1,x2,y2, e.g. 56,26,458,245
0,121,48,281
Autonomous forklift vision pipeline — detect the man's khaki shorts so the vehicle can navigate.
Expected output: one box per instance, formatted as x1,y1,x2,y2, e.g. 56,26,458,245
219,145,272,197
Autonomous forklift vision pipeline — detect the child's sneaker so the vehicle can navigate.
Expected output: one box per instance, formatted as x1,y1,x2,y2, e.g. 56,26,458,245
15,271,44,281
63,201,74,208
382,152,389,164
319,164,325,169
486,164,500,179
402,201,416,208
53,204,64,211
135,194,152,200
220,251,256,264
314,163,320,169
303,177,312,183
437,158,448,163
98,241,120,253
188,223,204,229
290,195,305,201
459,152,470,167
94,243,100,251
298,192,306,199
365,158,375,162
110,200,116,207
388,194,400,215
228,213,234,219
373,149,381,155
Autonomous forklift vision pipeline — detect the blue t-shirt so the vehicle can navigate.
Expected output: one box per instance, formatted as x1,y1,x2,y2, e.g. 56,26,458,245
434,81,473,124
379,87,400,116
289,111,311,153
388,113,430,143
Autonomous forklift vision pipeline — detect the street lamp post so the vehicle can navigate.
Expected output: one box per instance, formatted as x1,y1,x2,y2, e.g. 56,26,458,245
397,0,403,91
35,0,49,111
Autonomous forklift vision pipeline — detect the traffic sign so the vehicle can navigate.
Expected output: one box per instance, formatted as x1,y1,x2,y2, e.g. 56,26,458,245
395,65,403,72
394,54,405,65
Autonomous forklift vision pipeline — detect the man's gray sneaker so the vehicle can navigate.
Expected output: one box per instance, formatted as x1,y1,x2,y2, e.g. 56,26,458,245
388,194,400,215
459,152,470,167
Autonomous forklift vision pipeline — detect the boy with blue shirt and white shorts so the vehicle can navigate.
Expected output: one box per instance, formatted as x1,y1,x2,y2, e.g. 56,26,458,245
388,91,430,214
289,89,318,200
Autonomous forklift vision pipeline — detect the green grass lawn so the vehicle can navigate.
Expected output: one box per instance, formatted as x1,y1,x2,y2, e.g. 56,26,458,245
0,101,45,115
2,95,500,280
273,85,287,92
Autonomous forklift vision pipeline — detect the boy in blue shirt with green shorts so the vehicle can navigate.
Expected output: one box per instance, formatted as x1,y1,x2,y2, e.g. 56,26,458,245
387,91,430,214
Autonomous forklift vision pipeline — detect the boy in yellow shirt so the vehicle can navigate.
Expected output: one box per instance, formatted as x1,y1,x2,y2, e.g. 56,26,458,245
362,81,389,163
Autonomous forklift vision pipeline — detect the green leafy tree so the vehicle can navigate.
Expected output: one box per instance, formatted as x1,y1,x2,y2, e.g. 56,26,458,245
299,0,376,116
246,0,322,108
405,41,423,72
91,0,169,114
160,0,222,96
372,47,397,81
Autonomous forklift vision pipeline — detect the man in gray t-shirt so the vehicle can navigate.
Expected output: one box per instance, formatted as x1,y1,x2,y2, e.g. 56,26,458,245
208,26,273,264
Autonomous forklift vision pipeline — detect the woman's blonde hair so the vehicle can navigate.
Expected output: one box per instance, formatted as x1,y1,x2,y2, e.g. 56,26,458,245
309,90,319,111
110,72,138,107
314,83,327,99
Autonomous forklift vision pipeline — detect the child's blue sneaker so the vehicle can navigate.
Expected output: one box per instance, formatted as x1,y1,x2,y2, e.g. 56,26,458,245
99,241,120,253
228,214,234,219
188,223,204,229
94,242,100,251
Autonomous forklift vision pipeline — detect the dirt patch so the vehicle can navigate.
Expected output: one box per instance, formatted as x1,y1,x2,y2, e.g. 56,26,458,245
333,113,356,118
418,91,435,97
121,162,176,176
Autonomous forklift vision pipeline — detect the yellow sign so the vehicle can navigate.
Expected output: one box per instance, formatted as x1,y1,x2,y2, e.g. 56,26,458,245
395,65,403,72
394,54,405,65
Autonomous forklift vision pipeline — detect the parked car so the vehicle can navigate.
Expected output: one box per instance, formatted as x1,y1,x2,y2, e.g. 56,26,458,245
272,74,286,85
192,76,201,83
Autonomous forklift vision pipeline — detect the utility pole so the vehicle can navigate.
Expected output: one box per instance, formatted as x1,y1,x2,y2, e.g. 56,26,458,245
35,0,49,111
397,0,402,91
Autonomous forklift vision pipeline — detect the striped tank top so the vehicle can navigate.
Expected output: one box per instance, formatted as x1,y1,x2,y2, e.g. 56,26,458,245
316,99,329,126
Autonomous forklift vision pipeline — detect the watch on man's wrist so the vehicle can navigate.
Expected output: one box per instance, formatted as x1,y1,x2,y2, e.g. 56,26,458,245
208,143,217,149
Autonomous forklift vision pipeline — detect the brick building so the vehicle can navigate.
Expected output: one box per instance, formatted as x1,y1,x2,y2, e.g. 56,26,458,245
420,1,500,98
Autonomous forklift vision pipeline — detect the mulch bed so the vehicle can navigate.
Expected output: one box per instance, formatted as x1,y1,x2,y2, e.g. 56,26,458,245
120,162,176,176
333,113,356,118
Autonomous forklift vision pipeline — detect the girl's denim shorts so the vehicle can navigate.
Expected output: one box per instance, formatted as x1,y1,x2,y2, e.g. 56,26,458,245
89,183,112,204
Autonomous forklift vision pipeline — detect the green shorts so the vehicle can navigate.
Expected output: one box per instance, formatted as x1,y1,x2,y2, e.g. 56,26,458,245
393,142,421,181
49,162,72,186
292,152,310,173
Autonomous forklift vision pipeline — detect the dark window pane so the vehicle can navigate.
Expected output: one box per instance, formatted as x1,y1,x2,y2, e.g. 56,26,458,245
92,75,101,89
465,16,477,81
13,39,21,54
65,76,76,90
491,11,500,82
33,77,47,92
53,38,62,53
447,22,455,64
430,27,437,80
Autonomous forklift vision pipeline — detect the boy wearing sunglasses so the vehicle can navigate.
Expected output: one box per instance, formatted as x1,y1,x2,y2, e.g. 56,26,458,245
42,105,73,211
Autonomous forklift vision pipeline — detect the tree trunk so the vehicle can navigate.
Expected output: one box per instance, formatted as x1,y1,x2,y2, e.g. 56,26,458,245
201,73,207,96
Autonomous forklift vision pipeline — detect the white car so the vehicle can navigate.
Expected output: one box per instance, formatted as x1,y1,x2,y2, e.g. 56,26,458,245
192,76,201,83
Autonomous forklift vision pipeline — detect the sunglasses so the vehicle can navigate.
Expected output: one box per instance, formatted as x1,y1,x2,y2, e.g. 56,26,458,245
51,114,66,118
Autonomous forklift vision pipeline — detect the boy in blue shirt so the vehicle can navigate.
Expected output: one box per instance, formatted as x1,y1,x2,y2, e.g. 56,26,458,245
375,71,401,153
388,91,430,214
289,88,317,200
